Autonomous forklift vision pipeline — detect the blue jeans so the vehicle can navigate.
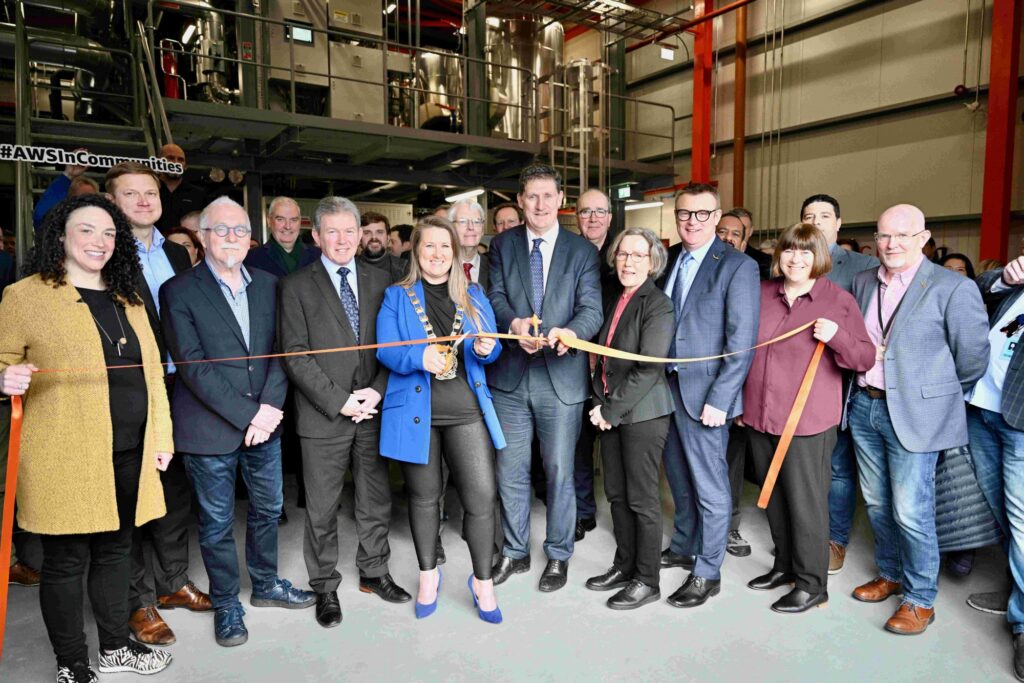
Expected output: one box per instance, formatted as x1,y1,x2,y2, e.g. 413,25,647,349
848,392,940,609
966,406,1024,633
828,427,857,546
184,438,284,610
493,362,582,562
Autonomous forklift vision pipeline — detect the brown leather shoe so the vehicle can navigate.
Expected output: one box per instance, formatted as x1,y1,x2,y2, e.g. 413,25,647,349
884,603,935,635
852,577,902,603
158,580,213,612
129,606,176,646
8,561,40,587
828,541,846,575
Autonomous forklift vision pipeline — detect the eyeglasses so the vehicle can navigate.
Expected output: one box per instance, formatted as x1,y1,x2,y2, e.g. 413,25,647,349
454,218,484,228
675,209,716,223
873,229,926,245
614,251,650,263
578,208,609,219
203,224,252,238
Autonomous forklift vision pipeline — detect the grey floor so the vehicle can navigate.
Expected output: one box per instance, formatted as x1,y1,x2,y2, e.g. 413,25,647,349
0,472,1016,682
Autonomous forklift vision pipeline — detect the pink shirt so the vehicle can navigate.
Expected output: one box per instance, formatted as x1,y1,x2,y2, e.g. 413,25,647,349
601,289,638,394
859,255,926,389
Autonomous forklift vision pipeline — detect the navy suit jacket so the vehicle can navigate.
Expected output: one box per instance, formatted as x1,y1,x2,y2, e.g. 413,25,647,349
977,269,1024,430
159,264,288,455
656,238,760,420
485,225,604,404
243,241,321,280
827,243,879,293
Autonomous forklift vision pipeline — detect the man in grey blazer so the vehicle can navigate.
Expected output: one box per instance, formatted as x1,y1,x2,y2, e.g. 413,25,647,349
965,259,1024,677
801,194,879,575
847,204,988,635
487,164,603,592
278,197,411,629
658,182,760,608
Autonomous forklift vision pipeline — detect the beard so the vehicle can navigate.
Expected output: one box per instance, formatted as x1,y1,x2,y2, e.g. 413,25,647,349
363,240,385,259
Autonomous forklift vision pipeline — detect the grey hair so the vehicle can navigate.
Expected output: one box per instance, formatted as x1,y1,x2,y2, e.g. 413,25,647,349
606,227,668,279
199,196,250,232
447,199,485,223
268,195,300,217
314,196,360,232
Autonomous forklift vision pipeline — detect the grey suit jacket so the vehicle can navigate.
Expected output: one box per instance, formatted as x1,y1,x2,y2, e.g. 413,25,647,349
656,238,760,420
851,258,989,452
278,259,390,438
486,225,603,404
827,243,879,293
977,269,1024,430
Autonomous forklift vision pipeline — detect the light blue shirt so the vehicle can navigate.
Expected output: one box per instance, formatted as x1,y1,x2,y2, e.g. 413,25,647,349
206,260,253,349
664,237,716,305
969,282,1024,413
137,228,178,372
321,254,359,305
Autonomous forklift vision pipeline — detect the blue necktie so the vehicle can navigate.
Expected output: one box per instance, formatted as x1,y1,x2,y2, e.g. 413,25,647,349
337,266,360,339
530,237,545,315
668,253,693,367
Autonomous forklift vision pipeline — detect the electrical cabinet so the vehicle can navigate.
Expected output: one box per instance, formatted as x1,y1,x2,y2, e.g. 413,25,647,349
327,0,383,38
329,42,385,123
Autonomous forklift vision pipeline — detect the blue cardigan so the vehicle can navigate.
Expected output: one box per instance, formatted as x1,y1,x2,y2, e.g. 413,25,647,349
376,281,506,464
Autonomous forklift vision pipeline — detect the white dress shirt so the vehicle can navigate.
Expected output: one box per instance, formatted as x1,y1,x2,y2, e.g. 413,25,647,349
322,254,359,305
525,224,560,289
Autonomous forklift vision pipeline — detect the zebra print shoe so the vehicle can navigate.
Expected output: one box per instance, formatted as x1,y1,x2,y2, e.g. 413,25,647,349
97,640,172,675
55,660,97,683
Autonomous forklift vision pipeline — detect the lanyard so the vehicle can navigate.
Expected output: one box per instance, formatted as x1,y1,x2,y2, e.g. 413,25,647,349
876,279,907,344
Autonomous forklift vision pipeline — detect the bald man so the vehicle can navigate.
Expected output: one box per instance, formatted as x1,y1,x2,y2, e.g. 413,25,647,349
846,204,988,635
156,143,209,231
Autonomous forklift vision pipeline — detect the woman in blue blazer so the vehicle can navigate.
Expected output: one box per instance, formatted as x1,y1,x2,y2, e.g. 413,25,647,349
376,216,506,624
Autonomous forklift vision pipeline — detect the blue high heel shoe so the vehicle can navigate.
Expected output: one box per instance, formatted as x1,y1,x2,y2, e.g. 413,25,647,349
415,568,442,619
468,574,503,624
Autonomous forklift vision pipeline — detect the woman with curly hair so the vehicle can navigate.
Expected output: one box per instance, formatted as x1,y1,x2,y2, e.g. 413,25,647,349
0,194,174,682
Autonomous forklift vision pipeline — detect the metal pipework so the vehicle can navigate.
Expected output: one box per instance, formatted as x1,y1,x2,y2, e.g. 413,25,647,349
195,10,239,103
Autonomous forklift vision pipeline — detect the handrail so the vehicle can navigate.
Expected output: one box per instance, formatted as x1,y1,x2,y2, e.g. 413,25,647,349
137,19,174,147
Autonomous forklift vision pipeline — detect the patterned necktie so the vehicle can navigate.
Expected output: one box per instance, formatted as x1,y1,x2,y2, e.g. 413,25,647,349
530,237,545,315
463,262,473,282
337,266,360,339
668,253,693,366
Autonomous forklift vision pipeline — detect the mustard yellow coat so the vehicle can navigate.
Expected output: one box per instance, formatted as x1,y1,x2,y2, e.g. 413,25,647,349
0,275,172,535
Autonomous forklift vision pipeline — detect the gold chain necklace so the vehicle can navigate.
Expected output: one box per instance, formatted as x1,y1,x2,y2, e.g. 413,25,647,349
88,299,129,357
403,285,464,380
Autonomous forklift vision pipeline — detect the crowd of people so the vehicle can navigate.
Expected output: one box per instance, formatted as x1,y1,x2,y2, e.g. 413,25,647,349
1,155,1024,683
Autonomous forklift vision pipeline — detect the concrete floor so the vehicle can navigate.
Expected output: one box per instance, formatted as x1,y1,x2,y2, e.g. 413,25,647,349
0,475,1016,682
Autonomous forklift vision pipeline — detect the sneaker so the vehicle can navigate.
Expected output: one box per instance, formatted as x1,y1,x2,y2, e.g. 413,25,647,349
828,541,846,575
214,605,249,647
967,589,1011,615
251,578,316,609
98,640,172,675
726,529,751,557
56,660,97,683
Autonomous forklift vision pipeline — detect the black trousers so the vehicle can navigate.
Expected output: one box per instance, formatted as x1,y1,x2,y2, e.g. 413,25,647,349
40,445,140,665
726,423,748,532
401,421,496,579
748,426,836,595
600,416,670,588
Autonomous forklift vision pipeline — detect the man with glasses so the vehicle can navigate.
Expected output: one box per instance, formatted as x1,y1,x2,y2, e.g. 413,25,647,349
657,182,759,608
846,204,987,635
161,197,315,646
450,200,489,288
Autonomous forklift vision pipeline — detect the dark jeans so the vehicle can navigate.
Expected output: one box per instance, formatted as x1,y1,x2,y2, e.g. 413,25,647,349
184,438,283,610
402,421,496,580
40,445,140,665
827,427,858,546
601,416,670,588
574,399,599,521
726,422,747,532
749,426,836,595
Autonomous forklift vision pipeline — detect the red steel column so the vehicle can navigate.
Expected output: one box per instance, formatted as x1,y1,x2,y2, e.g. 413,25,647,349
979,0,1022,261
733,5,747,205
691,0,714,183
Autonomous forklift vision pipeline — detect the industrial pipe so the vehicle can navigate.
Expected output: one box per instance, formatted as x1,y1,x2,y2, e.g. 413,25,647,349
0,29,114,85
625,0,759,54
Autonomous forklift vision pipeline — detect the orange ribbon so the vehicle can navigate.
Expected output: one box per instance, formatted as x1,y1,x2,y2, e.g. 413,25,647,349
0,396,22,661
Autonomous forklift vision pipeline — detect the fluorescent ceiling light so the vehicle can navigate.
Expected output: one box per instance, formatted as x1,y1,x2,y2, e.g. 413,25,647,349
492,191,511,201
384,3,397,13
181,23,197,45
623,201,664,211
449,157,473,167
445,188,485,202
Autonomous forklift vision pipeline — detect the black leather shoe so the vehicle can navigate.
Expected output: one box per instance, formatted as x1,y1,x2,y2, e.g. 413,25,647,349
608,580,661,610
666,575,721,608
278,509,288,526
492,555,531,586
315,591,342,628
770,588,828,613
435,536,446,566
660,548,696,570
359,574,412,604
586,567,631,592
539,560,568,593
575,517,597,542
747,570,796,591
1013,633,1024,681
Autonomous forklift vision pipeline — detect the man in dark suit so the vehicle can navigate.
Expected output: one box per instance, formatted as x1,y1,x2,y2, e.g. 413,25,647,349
487,164,603,592
105,161,210,645
244,196,321,279
155,144,208,232
358,211,408,283
800,194,879,575
657,182,760,608
451,199,489,289
161,197,314,647
278,197,410,629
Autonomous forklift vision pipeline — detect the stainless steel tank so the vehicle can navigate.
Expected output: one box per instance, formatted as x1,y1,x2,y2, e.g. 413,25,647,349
413,49,464,131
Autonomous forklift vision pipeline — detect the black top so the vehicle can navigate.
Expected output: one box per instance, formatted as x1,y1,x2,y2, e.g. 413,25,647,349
77,288,148,451
421,281,480,426
156,181,208,232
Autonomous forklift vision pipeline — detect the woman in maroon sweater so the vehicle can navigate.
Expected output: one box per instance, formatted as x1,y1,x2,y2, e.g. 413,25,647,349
740,223,875,614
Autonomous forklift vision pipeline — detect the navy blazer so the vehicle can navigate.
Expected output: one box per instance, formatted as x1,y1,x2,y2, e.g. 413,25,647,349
656,238,760,420
376,282,505,464
485,226,604,404
244,240,321,280
160,263,288,455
